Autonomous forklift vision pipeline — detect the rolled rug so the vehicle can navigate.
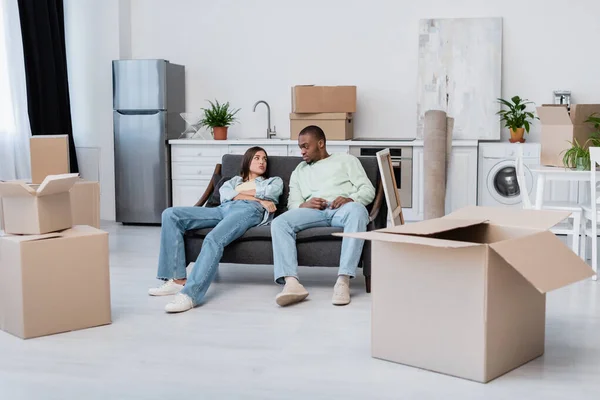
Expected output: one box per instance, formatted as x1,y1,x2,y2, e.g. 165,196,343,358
423,110,448,220
446,116,454,187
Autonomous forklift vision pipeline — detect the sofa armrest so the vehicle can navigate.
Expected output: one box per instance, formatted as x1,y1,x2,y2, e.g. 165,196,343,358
368,178,385,223
194,164,222,207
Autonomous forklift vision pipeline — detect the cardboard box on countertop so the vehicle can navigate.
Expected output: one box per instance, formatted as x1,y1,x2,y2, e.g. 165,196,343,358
290,112,353,140
30,135,70,184
336,206,595,383
538,104,600,167
0,225,111,339
0,173,79,235
291,85,356,113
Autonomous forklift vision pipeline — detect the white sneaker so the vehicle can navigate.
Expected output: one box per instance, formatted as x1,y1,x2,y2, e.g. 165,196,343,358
275,281,309,307
332,282,351,306
165,293,194,313
148,279,184,296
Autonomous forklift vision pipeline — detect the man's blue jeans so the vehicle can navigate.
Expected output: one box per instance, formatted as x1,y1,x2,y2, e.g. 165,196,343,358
156,201,264,305
271,202,370,284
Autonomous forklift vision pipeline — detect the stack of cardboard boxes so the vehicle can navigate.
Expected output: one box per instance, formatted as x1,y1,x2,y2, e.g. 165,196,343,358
338,206,596,383
0,136,111,339
289,85,357,140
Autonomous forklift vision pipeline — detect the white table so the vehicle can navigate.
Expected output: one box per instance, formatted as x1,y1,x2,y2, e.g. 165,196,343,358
530,165,590,210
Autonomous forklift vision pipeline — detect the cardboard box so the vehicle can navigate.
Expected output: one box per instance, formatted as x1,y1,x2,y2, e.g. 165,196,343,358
337,206,595,383
538,104,600,166
290,112,353,140
0,226,111,339
70,180,101,228
291,85,356,113
0,173,79,235
30,135,70,184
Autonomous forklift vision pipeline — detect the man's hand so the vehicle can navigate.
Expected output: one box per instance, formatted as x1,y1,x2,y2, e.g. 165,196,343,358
260,200,277,213
300,197,327,210
330,196,353,209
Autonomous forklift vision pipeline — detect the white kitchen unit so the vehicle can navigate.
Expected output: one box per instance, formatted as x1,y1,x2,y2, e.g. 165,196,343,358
168,139,479,221
406,141,478,221
169,139,350,207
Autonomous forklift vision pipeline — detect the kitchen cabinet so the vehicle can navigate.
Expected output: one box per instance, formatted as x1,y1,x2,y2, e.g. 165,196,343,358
169,139,478,215
404,145,478,221
172,180,209,207
445,147,478,214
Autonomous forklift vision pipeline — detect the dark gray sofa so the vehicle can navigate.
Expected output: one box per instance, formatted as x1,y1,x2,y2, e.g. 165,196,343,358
183,154,387,292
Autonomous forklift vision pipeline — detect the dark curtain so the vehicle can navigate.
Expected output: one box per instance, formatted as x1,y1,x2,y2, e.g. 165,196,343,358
17,0,78,173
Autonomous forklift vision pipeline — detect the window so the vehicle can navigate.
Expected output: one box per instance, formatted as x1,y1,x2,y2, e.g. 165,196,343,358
0,1,16,134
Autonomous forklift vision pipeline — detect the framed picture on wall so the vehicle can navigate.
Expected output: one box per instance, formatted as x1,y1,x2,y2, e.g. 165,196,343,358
376,149,404,227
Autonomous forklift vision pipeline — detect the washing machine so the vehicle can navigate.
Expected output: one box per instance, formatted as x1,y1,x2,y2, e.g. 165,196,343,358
478,142,541,207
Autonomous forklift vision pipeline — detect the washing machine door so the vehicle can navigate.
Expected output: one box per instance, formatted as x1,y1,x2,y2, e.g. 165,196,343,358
487,160,534,205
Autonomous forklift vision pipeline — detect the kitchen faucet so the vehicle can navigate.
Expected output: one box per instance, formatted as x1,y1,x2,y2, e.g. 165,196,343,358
252,100,277,139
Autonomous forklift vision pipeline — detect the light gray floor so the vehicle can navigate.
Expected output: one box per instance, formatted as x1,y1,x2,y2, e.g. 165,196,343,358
1,222,599,400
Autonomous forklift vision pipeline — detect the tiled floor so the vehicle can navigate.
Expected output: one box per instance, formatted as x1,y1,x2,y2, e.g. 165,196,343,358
0,222,599,399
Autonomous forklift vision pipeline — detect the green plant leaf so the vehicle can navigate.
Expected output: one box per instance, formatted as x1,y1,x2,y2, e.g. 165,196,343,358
199,99,241,128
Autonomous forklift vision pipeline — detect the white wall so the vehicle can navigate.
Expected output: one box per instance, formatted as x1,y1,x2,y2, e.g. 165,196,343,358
65,0,600,220
64,0,131,221
130,0,600,143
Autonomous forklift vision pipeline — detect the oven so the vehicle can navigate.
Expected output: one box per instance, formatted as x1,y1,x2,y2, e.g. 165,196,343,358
350,146,413,208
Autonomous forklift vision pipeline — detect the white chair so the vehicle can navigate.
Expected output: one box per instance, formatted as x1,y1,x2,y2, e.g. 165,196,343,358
580,147,600,281
515,144,583,256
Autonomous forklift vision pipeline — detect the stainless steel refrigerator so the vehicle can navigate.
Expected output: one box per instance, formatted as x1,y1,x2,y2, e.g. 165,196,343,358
113,59,185,224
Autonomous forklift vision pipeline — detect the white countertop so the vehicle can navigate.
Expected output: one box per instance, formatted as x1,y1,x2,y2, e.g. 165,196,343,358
168,138,479,147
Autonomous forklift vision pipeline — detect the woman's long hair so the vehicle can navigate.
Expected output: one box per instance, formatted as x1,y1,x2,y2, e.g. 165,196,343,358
240,146,269,181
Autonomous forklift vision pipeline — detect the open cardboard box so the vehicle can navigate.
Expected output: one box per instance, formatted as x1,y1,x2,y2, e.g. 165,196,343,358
336,206,595,383
0,173,79,235
538,104,600,167
0,225,111,339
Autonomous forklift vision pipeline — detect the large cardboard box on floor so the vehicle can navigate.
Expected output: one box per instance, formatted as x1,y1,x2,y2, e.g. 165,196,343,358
290,112,353,140
291,85,357,113
538,104,600,166
30,135,70,184
0,226,111,339
0,173,79,235
337,206,595,383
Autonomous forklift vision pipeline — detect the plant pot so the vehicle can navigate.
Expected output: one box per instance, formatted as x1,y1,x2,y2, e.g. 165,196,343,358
576,156,587,171
213,126,228,140
509,128,525,143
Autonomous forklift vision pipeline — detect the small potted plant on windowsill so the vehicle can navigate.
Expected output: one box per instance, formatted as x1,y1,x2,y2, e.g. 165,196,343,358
199,100,240,140
496,96,538,143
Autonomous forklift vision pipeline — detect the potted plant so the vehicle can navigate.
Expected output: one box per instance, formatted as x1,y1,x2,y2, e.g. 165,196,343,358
585,113,600,135
496,96,538,143
199,100,240,140
562,138,591,170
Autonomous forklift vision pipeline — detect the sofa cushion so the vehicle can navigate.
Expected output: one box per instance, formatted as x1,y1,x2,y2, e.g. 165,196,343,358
205,175,234,207
185,226,343,243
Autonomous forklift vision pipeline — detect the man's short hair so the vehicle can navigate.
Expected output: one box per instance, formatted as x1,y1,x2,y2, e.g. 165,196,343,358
298,125,326,143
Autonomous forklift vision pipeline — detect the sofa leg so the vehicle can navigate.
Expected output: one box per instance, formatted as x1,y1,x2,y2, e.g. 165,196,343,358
365,275,371,293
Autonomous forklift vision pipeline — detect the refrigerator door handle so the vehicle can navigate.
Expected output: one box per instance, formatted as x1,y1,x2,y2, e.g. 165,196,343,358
115,110,161,116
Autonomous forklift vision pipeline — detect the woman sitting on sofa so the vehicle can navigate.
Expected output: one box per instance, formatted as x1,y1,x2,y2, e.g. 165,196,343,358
149,146,284,313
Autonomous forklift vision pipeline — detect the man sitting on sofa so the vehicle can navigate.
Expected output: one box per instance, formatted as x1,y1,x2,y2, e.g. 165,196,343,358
271,125,375,307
